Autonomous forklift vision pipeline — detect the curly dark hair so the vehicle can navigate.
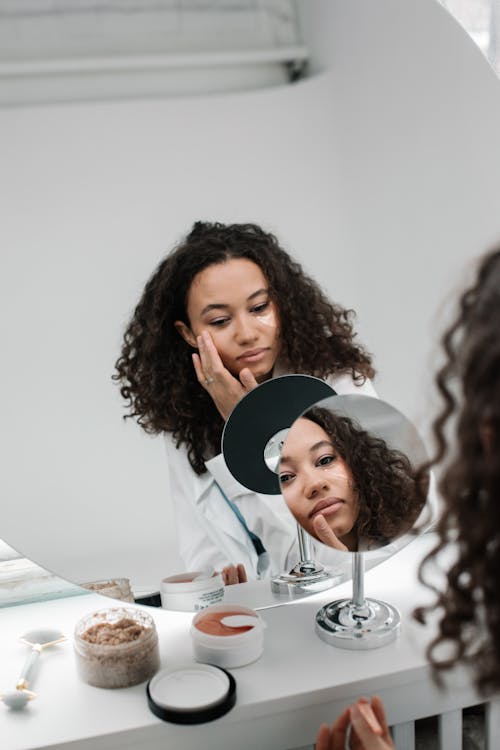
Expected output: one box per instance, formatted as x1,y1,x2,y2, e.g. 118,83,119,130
303,407,427,547
415,247,500,694
114,222,375,474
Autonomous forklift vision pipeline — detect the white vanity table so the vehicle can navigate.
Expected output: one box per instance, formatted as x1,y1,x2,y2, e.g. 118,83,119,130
2,535,496,750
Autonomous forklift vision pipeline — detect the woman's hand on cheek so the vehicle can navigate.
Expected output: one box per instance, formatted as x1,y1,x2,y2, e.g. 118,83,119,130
192,331,258,421
313,515,349,552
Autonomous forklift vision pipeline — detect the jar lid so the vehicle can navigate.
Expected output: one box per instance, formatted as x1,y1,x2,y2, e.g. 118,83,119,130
161,571,223,595
146,663,236,724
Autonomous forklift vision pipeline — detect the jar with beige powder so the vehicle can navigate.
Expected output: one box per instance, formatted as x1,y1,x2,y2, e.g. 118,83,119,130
80,578,134,603
74,607,160,688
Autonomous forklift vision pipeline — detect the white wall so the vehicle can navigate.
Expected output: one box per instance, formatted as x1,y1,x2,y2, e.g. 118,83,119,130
2,0,500,592
0,75,343,591
296,0,500,422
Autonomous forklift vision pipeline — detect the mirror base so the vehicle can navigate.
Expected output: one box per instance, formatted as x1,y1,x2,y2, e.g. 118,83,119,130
271,562,338,597
315,598,400,649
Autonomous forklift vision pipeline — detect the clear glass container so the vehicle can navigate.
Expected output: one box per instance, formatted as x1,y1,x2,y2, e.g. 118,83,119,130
80,578,134,603
74,607,159,688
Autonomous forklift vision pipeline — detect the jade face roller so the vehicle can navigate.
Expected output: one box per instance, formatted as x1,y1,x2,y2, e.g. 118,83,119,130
16,628,67,691
0,689,36,710
1,627,66,710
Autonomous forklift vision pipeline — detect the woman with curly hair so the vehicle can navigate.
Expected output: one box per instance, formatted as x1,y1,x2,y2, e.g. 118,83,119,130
314,247,500,749
416,246,500,694
114,221,376,580
278,408,425,552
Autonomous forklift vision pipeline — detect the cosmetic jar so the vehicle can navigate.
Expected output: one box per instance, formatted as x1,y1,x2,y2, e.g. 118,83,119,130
74,607,160,688
161,571,224,612
80,578,134,603
191,603,264,668
147,663,236,724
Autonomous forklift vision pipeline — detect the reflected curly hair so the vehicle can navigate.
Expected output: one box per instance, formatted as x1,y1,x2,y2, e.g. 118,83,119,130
303,407,426,547
114,222,374,474
415,247,500,694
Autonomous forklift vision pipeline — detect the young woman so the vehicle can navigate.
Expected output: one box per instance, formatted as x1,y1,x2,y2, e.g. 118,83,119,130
279,408,426,552
315,246,500,749
114,221,376,580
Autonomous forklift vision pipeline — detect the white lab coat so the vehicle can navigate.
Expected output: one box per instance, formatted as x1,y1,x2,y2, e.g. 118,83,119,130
165,369,379,579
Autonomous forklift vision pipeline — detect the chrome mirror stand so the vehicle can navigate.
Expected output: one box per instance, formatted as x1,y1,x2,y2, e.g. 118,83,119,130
271,524,338,597
315,552,400,649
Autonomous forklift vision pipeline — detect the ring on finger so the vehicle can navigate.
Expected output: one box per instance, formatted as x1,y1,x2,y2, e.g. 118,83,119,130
205,377,215,385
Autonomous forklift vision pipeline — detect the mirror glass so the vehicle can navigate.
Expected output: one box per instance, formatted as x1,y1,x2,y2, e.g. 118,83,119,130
278,395,432,554
264,429,290,473
2,0,498,609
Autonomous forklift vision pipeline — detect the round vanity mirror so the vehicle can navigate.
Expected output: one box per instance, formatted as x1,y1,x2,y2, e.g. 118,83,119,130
2,0,499,614
278,395,431,554
278,394,433,648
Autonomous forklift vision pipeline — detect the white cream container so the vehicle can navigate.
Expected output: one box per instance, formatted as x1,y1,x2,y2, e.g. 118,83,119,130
190,603,265,668
160,571,224,612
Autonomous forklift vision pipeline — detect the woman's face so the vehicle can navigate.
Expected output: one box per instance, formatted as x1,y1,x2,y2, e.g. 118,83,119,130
279,417,359,548
178,258,281,382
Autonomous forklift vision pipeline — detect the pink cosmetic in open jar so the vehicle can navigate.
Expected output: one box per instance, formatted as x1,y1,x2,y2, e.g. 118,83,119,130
190,603,265,668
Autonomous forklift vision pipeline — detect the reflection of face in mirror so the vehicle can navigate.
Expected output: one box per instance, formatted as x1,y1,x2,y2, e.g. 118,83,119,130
279,407,427,552
114,221,376,587
279,417,359,551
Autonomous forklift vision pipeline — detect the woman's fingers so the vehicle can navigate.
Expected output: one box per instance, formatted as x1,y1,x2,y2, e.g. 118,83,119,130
349,704,395,749
192,332,248,419
221,566,236,585
370,697,392,742
236,563,248,583
239,367,258,391
221,564,248,585
315,698,393,750
330,706,352,747
312,514,348,551
197,331,225,380
192,352,207,385
314,723,332,750
221,565,239,585
356,702,383,735
314,708,352,750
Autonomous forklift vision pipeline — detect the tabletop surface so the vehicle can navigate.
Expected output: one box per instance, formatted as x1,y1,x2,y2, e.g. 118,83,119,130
0,534,482,750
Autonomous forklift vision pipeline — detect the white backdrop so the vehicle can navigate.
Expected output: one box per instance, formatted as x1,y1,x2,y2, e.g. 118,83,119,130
2,0,500,591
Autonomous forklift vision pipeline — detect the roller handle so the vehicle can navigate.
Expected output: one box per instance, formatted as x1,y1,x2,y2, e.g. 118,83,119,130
16,648,40,691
